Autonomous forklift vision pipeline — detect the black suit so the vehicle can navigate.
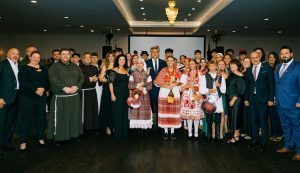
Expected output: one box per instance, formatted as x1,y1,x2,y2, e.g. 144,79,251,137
146,58,166,128
245,62,274,145
0,59,20,148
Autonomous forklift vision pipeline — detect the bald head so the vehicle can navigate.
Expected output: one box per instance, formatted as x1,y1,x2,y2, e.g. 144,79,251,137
250,51,261,65
7,48,20,63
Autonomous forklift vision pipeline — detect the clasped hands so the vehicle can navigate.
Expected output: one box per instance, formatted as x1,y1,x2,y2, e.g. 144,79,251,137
63,86,78,94
35,87,45,96
89,75,98,82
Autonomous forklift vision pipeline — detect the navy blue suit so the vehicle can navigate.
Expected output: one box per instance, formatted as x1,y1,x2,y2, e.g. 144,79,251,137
146,58,166,128
245,62,275,145
275,60,300,154
0,59,20,148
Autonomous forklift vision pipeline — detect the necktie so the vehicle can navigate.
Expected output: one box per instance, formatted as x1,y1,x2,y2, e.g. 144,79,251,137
154,60,158,73
279,64,287,78
253,65,257,80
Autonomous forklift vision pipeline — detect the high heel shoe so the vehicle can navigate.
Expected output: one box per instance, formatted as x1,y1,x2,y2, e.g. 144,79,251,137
38,140,46,146
227,136,240,144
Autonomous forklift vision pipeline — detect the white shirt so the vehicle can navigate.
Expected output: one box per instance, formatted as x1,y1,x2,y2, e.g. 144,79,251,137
252,62,262,81
279,59,294,75
7,58,19,90
152,58,159,72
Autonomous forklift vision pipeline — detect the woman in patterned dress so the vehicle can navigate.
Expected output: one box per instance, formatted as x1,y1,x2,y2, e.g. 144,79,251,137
180,60,204,138
128,58,153,139
154,56,182,140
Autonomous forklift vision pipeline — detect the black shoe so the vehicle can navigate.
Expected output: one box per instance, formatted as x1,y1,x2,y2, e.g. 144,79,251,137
19,148,27,153
163,133,168,140
259,144,267,152
247,141,258,148
37,140,46,146
3,146,15,152
170,133,176,140
205,138,212,144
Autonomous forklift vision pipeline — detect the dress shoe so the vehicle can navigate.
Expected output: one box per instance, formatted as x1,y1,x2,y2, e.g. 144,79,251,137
170,133,176,140
292,154,300,161
163,133,168,140
3,146,15,152
259,144,267,152
247,141,258,148
19,148,27,153
276,148,292,153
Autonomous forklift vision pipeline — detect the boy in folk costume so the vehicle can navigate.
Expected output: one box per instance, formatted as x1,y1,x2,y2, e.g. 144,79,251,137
199,61,226,143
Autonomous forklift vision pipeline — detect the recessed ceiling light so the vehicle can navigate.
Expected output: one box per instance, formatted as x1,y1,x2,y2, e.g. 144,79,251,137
184,19,187,21
64,16,69,19
278,30,283,34
142,13,146,15
117,28,121,31
143,18,147,21
188,13,191,16
244,26,248,29
90,29,95,33
197,0,201,2
31,0,38,3
192,8,196,11
232,30,236,33
207,29,211,32
139,0,143,1
141,7,144,10
264,18,269,21
43,29,47,32
80,25,84,28
0,17,2,19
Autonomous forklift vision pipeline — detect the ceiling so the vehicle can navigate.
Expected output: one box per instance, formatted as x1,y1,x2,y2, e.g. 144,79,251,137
0,0,299,36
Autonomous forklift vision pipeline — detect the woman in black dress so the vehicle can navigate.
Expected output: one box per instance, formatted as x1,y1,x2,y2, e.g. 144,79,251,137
227,59,246,144
99,51,115,135
18,51,49,152
108,54,129,139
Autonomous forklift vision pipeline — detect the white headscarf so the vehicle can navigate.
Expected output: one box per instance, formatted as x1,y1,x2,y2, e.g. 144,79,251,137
137,58,147,71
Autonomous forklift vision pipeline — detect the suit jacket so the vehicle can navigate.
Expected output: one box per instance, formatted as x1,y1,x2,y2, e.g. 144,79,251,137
145,58,166,99
0,59,19,104
245,62,275,103
274,60,300,109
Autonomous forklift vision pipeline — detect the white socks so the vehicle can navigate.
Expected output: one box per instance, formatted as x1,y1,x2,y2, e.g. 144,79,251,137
194,120,199,137
187,120,200,137
164,128,175,134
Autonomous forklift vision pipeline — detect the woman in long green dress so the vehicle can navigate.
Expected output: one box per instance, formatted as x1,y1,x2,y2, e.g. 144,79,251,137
108,54,129,139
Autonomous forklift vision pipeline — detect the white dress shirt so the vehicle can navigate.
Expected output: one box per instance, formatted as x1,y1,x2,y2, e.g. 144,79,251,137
252,62,262,81
279,59,294,76
7,58,19,90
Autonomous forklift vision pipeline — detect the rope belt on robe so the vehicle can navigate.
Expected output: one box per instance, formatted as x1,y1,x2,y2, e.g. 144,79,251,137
54,93,78,135
81,88,96,124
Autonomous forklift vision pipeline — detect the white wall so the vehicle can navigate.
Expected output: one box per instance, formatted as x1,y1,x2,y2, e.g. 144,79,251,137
207,35,300,60
0,33,299,61
0,33,129,59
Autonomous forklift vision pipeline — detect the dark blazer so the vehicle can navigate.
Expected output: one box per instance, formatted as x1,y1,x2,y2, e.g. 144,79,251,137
146,58,167,82
274,60,300,109
0,59,19,104
245,62,275,103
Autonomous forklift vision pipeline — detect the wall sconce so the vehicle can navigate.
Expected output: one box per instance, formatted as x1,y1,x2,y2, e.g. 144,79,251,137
165,1,179,25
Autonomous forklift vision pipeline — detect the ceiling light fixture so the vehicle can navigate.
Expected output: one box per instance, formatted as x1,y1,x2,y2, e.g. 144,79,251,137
43,29,47,32
64,16,69,19
31,0,38,3
192,8,196,11
80,25,84,28
141,7,144,10
264,18,269,21
207,29,211,32
117,28,121,31
278,30,283,34
143,18,147,21
197,0,201,2
188,13,191,16
139,0,143,1
142,13,146,15
165,1,179,25
90,29,95,33
244,26,248,29
232,30,236,33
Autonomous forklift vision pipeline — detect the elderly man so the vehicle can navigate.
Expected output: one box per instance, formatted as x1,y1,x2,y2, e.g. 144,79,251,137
47,48,84,147
0,48,20,158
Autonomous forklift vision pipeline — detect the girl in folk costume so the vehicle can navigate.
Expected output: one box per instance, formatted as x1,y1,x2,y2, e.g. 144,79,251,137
154,56,182,140
128,58,153,139
180,60,204,138
199,58,208,76
199,61,226,143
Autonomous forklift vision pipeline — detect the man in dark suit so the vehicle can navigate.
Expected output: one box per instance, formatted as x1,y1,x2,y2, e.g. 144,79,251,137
245,51,274,151
275,46,300,161
0,48,20,158
146,46,166,129
46,49,60,68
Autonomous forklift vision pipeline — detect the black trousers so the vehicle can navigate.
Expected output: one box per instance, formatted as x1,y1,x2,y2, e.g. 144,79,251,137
206,113,221,139
19,95,46,143
0,94,19,148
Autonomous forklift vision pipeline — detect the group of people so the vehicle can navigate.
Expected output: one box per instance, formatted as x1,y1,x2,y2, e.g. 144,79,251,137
0,45,299,161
